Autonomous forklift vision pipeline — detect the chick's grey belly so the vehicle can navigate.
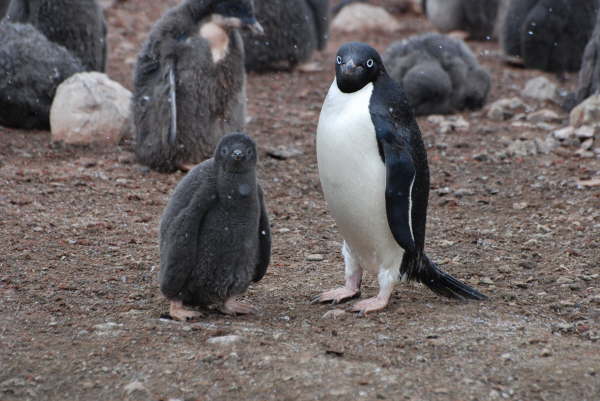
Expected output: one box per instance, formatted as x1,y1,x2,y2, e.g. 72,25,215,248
181,205,259,306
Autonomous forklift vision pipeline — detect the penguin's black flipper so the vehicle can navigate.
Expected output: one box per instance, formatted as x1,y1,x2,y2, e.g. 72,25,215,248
402,254,488,300
306,0,330,50
376,124,417,254
253,185,271,283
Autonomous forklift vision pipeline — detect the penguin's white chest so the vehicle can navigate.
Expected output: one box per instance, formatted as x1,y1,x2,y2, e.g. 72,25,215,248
316,81,404,272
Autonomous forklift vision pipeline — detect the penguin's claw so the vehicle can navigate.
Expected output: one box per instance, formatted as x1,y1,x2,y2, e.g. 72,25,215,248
311,287,360,305
351,296,390,316
219,299,258,315
169,301,203,321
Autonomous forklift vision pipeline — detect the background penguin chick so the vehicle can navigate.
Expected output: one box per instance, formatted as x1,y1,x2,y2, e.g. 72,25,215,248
0,0,10,19
159,133,271,320
5,0,107,72
500,0,598,73
241,0,330,72
424,0,501,40
133,0,261,173
383,33,491,116
0,22,84,129
574,10,600,108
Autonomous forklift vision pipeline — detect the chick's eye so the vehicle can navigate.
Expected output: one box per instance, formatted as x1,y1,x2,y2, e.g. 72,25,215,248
220,147,228,156
336,56,342,64
366,59,374,68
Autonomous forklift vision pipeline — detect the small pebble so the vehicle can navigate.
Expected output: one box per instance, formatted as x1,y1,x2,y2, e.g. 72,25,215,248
306,254,324,262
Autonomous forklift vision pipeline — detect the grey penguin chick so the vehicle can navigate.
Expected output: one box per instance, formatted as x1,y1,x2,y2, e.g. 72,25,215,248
0,22,84,129
133,0,263,173
5,0,107,72
0,0,10,19
383,33,491,116
500,0,598,73
241,0,329,72
424,0,501,40
314,42,486,315
573,10,600,108
159,133,271,321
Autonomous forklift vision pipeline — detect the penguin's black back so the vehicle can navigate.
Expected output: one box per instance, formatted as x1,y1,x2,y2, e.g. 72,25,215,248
241,0,329,72
0,21,84,129
369,74,430,250
501,0,599,73
6,0,107,72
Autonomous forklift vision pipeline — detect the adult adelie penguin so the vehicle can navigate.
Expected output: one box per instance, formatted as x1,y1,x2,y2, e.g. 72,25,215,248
314,42,487,315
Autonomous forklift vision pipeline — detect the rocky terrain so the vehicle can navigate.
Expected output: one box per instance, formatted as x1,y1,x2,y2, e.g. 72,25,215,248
1,1,599,400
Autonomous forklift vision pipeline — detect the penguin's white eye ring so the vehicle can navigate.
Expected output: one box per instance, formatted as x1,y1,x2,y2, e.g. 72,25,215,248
366,59,374,68
336,56,342,65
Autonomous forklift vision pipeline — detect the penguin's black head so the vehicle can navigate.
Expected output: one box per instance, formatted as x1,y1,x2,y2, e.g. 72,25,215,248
211,0,264,35
215,132,258,173
335,42,385,93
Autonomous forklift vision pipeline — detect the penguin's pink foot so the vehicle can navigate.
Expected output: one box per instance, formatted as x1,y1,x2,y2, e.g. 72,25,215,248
169,300,203,321
219,298,257,315
311,287,360,305
351,296,390,316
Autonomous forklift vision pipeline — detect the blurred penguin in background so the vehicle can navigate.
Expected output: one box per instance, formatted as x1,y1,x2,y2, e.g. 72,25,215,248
0,22,84,129
242,0,329,72
500,0,598,73
5,0,107,72
383,33,491,116
423,0,501,40
0,0,10,19
572,10,600,108
133,0,263,173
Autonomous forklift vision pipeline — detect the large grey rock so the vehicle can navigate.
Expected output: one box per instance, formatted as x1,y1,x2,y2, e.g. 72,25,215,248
522,77,559,103
570,94,600,128
332,4,401,33
50,72,132,145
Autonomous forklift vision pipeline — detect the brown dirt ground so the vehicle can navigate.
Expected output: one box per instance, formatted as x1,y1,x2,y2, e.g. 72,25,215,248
1,1,599,401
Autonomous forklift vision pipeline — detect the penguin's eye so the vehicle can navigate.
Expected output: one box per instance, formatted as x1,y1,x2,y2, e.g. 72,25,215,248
220,147,228,156
336,56,342,65
366,59,374,68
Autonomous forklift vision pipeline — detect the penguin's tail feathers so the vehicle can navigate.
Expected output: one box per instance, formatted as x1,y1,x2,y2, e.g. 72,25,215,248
403,253,488,301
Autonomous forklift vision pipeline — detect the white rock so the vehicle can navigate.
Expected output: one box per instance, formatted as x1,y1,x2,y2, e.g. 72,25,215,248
507,139,537,157
527,109,562,123
50,72,133,145
332,4,401,33
535,137,558,154
487,97,525,121
124,381,147,395
580,138,594,151
570,94,600,128
522,77,559,103
575,125,595,139
207,335,242,345
437,116,469,134
552,127,575,141
306,254,325,261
